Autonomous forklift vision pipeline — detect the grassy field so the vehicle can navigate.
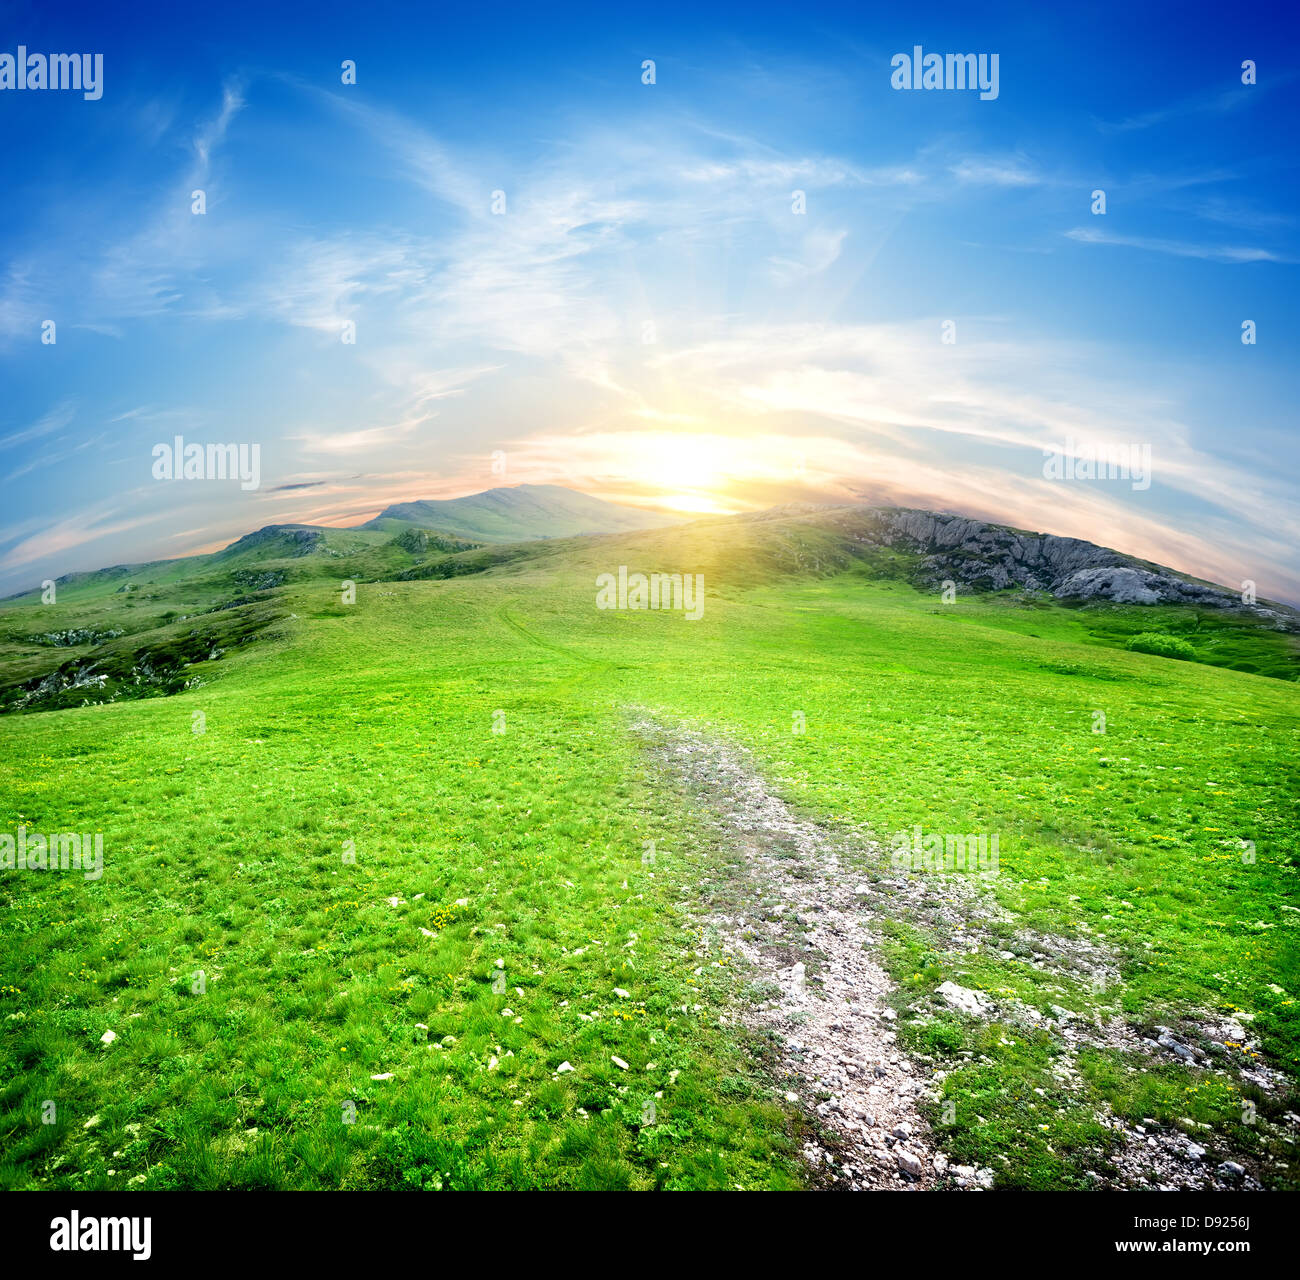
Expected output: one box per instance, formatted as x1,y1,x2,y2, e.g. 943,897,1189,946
1,513,1297,1189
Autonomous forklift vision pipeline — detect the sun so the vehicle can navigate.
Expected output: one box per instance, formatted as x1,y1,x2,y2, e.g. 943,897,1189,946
628,432,737,494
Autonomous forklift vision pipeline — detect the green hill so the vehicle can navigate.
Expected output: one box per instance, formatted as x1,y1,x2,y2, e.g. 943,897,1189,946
1,496,1296,1191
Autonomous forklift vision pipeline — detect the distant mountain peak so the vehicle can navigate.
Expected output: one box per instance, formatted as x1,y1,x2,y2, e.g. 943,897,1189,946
360,483,680,543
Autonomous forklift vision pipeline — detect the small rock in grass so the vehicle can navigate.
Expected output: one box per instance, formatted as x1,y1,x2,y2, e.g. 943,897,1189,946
611,1056,629,1070
100,1030,117,1045
370,1073,394,1081
936,982,993,1017
556,1062,575,1074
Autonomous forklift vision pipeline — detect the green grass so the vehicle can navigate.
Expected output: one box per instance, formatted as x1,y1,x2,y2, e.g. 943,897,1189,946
1,515,1296,1189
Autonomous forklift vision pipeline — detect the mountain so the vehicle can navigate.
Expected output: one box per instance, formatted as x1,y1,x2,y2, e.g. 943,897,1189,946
359,483,681,542
4,493,1291,628
3,495,1298,715
0,485,674,605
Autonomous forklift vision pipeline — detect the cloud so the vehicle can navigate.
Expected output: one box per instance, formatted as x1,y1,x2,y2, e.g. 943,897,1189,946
0,401,76,451
768,227,848,283
950,155,1043,187
289,364,498,453
193,79,245,176
1096,72,1297,134
1063,226,1286,263
1192,195,1293,233
0,495,165,576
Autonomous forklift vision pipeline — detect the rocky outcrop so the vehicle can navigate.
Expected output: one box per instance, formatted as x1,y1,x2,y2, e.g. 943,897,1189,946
216,525,325,558
845,508,1297,627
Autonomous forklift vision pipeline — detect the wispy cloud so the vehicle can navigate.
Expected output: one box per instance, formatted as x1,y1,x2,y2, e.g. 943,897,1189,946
950,155,1043,187
1063,226,1286,263
0,401,76,451
1097,71,1296,134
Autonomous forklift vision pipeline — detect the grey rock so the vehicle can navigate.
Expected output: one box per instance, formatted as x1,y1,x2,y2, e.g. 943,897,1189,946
835,508,1298,626
896,1150,924,1179
937,981,994,1017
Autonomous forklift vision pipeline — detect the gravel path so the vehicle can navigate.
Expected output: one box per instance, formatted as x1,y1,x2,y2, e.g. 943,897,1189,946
633,717,987,1189
635,716,1288,1191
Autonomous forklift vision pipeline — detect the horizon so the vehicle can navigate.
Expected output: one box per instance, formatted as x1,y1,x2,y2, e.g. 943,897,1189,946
4,477,1290,608
2,1,1297,601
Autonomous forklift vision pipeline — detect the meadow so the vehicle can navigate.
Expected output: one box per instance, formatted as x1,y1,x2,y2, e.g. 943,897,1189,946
1,513,1296,1189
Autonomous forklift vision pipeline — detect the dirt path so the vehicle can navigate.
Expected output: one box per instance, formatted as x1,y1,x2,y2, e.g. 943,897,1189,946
634,715,1286,1192
633,716,990,1190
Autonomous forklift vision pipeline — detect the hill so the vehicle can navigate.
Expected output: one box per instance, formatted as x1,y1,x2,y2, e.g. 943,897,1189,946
360,483,681,542
1,490,1296,1191
2,498,1298,714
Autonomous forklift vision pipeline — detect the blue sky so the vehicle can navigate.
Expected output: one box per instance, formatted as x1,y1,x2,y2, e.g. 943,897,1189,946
1,0,1297,600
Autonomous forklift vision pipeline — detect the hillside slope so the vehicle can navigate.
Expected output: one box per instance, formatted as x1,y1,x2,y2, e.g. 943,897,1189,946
360,483,681,542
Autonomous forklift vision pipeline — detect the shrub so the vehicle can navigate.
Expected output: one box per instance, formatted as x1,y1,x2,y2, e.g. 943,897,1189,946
1125,632,1196,661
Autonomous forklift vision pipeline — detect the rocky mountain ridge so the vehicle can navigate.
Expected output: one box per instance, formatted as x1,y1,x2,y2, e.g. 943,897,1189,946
841,508,1297,628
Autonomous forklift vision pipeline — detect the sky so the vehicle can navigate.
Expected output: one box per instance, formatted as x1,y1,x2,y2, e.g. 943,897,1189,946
1,0,1297,601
